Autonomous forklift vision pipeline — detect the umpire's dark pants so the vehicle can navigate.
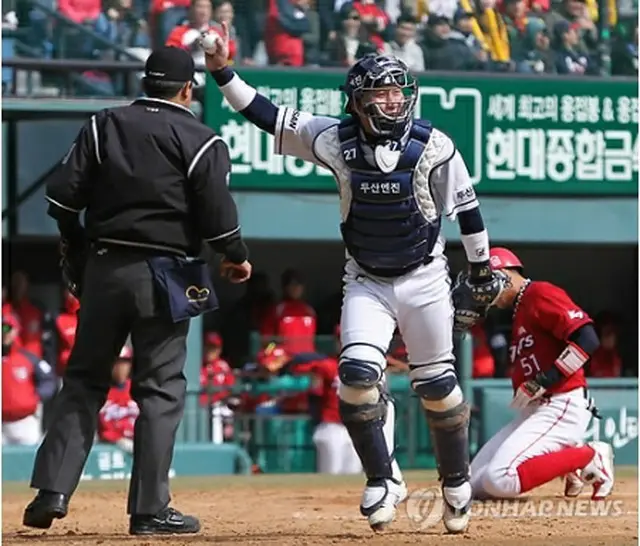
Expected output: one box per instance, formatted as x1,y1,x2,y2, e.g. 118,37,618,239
31,243,190,516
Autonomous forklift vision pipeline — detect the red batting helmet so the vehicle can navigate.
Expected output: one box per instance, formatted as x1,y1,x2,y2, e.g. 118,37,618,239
489,248,524,272
257,343,288,367
204,332,222,347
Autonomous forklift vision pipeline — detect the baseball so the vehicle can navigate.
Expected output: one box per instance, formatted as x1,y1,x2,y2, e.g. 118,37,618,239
200,32,220,54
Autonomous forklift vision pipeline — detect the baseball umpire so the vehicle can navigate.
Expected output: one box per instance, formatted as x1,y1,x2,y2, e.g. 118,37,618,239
23,46,252,536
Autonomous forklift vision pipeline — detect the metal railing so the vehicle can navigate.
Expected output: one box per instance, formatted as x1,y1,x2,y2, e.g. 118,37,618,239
24,0,144,62
2,58,207,98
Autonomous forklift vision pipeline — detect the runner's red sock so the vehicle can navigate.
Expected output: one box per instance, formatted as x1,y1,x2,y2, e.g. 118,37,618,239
517,445,595,493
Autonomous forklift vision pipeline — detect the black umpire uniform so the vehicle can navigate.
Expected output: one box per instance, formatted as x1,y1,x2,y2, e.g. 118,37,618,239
23,47,249,536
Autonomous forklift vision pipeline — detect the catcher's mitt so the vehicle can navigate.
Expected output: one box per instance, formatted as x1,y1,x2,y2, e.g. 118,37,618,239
451,270,506,332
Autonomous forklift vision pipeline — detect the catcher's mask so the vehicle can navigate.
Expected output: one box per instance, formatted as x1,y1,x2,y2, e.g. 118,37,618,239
340,54,418,139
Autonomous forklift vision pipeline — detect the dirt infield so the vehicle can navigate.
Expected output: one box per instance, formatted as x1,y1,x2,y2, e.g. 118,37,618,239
3,469,638,546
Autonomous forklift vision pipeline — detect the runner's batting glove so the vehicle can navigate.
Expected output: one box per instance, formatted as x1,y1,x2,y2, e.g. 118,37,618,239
510,379,546,410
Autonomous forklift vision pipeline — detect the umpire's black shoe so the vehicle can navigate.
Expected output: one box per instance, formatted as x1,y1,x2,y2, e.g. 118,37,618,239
23,490,69,529
129,507,200,535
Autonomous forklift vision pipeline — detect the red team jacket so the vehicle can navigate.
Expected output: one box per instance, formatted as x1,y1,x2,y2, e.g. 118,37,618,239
55,294,80,375
285,354,340,423
98,380,139,443
261,300,317,355
12,299,43,358
199,357,235,406
3,347,44,422
509,281,592,394
265,0,306,66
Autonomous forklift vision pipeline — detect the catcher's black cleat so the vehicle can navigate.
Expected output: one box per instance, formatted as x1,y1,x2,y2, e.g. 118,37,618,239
23,490,69,529
129,507,200,535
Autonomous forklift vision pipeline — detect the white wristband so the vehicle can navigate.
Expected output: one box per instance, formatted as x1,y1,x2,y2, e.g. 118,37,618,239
220,74,257,112
461,230,490,263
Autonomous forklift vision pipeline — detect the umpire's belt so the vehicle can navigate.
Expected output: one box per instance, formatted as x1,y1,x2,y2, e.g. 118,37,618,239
147,256,218,322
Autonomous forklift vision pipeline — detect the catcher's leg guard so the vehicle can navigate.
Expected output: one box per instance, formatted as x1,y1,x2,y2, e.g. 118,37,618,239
338,346,406,532
411,361,472,534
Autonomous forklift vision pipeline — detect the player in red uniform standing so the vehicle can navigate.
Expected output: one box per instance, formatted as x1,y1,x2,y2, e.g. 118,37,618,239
98,345,139,454
261,269,317,355
2,312,57,445
468,248,614,500
10,271,44,358
284,326,361,474
54,291,80,377
200,332,235,443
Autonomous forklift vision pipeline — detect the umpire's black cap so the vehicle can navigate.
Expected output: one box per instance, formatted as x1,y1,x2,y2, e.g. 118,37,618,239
144,46,196,84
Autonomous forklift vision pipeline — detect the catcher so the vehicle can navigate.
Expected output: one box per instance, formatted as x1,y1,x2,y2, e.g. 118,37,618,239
453,247,614,500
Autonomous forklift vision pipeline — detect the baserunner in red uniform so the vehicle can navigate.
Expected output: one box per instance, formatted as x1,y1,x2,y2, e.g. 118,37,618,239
470,248,614,501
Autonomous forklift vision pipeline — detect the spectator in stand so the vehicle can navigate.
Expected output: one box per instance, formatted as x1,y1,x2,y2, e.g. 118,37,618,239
54,290,80,378
261,269,317,355
418,0,459,21
212,0,240,63
588,312,623,378
166,0,236,68
265,0,311,66
611,19,638,76
96,0,150,48
10,271,43,358
553,19,595,74
502,0,529,68
57,0,103,57
98,345,139,454
423,14,487,70
150,0,190,49
2,312,57,445
518,16,556,72
303,0,322,64
459,0,512,70
382,13,425,71
199,332,235,443
450,8,490,69
545,0,598,57
326,3,363,66
352,0,389,50
58,0,101,25
524,0,550,16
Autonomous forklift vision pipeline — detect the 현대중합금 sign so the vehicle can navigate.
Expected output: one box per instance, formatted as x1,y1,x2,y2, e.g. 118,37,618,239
204,70,638,196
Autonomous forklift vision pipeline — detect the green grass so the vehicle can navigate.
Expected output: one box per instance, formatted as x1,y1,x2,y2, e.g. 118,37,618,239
3,466,637,495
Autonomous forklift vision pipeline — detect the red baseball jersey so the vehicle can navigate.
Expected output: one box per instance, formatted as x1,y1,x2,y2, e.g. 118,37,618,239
288,356,340,423
98,380,139,443
55,312,78,375
2,347,41,422
199,358,235,406
261,300,317,355
510,281,592,394
13,299,43,358
310,357,340,424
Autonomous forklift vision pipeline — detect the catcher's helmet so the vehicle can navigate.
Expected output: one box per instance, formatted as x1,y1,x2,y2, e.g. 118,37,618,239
340,54,418,139
489,247,523,272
